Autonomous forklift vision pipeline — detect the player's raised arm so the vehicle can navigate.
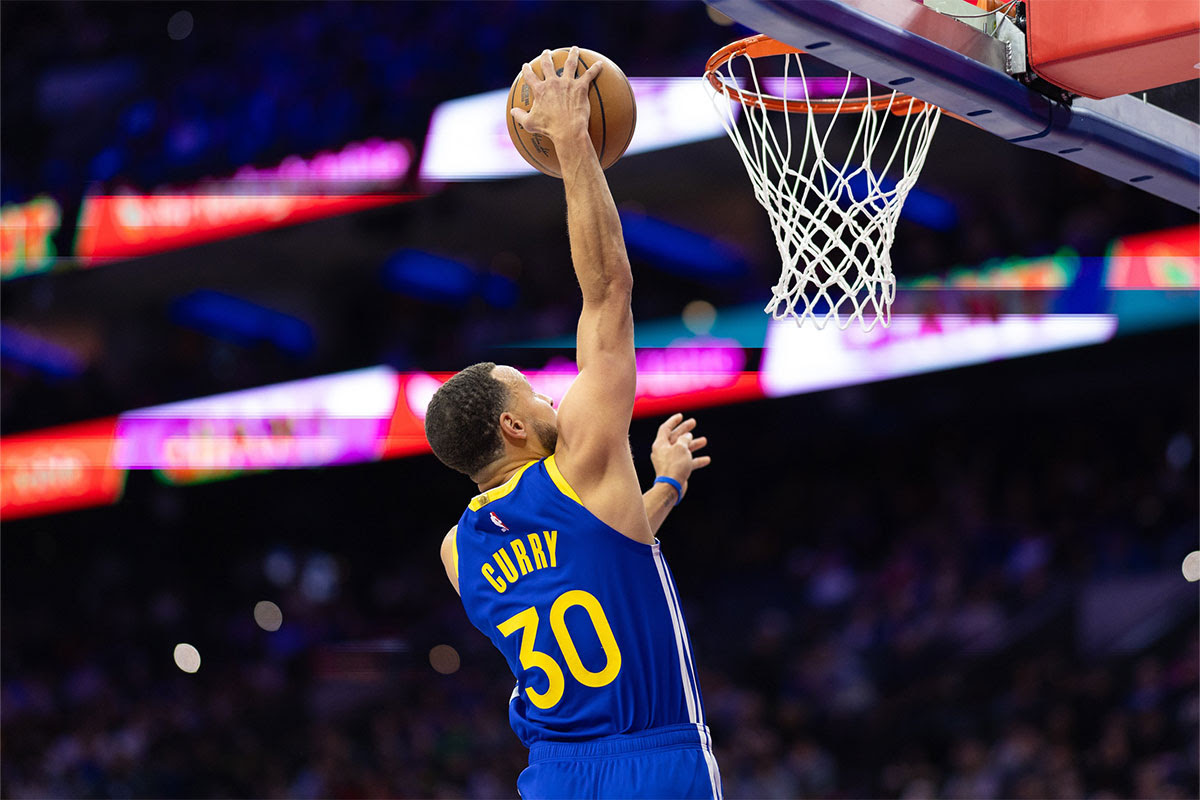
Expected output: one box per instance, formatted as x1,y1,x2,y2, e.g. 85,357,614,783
509,47,647,542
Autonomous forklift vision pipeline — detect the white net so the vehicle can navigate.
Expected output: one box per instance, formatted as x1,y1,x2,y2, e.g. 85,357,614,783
706,41,942,330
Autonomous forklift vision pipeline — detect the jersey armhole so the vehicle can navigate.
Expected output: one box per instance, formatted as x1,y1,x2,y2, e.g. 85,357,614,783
545,453,583,506
546,454,660,553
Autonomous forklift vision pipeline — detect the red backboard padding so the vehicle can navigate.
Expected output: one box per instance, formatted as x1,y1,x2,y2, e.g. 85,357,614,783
1026,0,1199,99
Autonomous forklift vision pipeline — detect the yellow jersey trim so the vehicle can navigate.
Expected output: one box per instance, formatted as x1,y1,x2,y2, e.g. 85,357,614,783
450,528,459,581
468,460,539,511
545,454,583,506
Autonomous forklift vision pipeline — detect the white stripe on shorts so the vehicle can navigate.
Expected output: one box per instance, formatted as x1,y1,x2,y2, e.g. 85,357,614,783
653,545,721,798
652,543,698,725
664,561,704,721
696,722,723,799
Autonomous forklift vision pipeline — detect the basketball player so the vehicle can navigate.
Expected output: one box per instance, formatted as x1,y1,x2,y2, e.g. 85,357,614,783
423,47,722,799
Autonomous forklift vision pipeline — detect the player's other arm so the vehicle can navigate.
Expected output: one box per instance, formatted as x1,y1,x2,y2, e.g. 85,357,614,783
440,526,460,595
644,413,711,534
511,48,648,543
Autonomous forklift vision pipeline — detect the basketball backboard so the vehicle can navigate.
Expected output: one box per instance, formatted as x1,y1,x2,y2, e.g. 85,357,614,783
705,0,1199,210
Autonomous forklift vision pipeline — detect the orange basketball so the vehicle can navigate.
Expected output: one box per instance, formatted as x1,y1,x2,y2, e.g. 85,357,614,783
506,47,637,178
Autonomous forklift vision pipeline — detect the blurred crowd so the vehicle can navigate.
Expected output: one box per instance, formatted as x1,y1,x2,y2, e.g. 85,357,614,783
3,342,1196,798
1,1,723,205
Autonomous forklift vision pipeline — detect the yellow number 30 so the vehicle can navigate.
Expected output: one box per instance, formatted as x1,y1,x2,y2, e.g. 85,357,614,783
497,589,623,710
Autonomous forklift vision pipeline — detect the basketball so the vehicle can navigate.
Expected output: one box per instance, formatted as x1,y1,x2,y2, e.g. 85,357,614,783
506,47,637,178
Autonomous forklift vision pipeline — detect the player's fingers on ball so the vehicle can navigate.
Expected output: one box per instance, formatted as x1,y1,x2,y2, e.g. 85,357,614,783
583,58,604,82
540,49,555,77
511,107,536,130
565,45,580,76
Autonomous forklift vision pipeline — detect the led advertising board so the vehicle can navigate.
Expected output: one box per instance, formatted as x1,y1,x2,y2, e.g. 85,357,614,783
0,418,124,520
116,367,400,483
1,197,61,280
1107,224,1199,289
761,314,1119,398
422,78,740,180
75,193,415,265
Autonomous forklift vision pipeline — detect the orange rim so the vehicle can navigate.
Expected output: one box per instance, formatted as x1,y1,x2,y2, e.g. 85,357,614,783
705,34,932,116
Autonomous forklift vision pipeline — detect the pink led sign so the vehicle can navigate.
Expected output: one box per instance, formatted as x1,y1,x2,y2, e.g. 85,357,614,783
226,138,414,191
116,368,399,480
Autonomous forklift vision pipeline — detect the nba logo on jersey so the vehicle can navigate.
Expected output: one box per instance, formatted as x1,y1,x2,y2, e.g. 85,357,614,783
490,511,509,532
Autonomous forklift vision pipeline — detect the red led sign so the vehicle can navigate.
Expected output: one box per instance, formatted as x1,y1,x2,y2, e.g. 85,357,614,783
0,418,125,520
74,193,417,264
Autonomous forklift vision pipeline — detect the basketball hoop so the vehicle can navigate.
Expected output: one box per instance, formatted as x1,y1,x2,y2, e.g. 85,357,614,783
706,34,942,330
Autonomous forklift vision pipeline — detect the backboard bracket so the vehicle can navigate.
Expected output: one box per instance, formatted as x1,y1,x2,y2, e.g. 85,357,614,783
706,0,1200,210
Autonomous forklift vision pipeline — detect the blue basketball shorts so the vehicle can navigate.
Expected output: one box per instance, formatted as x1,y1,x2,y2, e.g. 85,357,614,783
517,723,723,799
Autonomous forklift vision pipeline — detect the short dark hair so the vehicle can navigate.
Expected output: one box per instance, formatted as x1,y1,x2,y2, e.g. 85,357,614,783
424,362,509,477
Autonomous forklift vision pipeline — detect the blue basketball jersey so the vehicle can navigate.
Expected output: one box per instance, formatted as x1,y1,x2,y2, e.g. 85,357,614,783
453,455,711,749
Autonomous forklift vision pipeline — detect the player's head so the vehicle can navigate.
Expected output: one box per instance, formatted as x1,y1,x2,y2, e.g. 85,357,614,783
424,362,557,479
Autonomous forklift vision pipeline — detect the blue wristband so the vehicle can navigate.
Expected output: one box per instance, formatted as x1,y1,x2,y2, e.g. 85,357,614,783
654,476,683,506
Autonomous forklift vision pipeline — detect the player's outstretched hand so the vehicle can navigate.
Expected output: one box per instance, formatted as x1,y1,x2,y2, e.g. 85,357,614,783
510,46,604,142
650,413,711,502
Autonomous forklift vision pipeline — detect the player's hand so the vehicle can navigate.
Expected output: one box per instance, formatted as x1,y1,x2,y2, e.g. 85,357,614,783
650,413,711,502
510,46,603,142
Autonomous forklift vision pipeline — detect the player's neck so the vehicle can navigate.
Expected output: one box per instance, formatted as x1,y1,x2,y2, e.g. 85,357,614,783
474,452,546,492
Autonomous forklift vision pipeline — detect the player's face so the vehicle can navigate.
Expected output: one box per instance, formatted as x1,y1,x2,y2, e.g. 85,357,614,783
493,365,558,453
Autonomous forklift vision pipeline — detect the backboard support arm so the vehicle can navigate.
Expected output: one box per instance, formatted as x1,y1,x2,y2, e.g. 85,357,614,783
706,0,1199,210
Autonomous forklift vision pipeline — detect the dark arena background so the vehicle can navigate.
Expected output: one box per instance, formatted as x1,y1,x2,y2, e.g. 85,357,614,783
2,2,1197,798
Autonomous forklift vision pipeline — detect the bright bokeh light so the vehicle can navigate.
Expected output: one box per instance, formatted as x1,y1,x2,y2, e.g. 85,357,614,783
1183,552,1200,582
173,643,201,673
254,600,283,631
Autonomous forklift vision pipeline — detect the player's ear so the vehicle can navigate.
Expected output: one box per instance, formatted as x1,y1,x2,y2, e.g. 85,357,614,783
499,411,527,440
